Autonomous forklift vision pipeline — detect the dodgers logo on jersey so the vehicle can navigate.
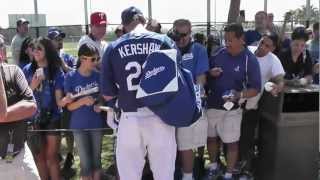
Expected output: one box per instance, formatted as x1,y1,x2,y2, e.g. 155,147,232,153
145,66,166,80
234,65,240,72
182,53,193,61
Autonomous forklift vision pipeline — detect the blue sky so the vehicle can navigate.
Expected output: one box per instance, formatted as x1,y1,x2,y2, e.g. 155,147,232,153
0,0,318,28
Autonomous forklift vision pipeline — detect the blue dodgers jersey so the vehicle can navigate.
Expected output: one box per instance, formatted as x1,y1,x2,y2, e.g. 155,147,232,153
64,70,104,129
207,48,261,109
136,49,179,106
101,30,175,112
137,49,202,127
23,64,64,120
180,42,209,80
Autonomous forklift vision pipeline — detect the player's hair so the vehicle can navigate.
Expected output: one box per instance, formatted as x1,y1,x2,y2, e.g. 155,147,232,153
76,43,99,68
262,32,279,47
291,27,309,41
224,23,244,39
255,11,267,18
173,19,191,29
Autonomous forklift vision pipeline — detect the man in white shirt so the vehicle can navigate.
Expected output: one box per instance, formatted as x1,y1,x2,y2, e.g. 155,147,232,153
11,18,29,65
78,12,108,58
240,32,285,174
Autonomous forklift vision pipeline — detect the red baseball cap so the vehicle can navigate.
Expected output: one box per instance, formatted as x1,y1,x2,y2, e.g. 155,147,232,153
90,12,107,26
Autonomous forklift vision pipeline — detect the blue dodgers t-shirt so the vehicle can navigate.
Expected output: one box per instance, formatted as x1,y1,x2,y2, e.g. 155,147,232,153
245,30,261,46
64,70,103,129
207,48,261,109
101,25,175,112
23,63,64,121
180,42,209,80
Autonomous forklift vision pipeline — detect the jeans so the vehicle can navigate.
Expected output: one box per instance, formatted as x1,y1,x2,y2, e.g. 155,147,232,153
74,130,102,176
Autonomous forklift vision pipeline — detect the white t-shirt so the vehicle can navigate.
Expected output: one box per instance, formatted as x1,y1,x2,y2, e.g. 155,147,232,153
78,35,108,58
246,46,285,109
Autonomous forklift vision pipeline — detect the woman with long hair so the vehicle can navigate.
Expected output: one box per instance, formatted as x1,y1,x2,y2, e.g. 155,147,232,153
64,43,103,180
19,36,34,69
23,36,64,180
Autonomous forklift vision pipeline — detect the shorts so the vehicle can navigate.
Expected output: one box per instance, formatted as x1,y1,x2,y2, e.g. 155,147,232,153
28,119,61,155
177,112,208,150
207,108,243,143
60,109,71,129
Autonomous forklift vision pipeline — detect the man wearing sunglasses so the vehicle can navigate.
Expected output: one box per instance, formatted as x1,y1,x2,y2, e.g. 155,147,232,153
171,19,209,180
48,27,76,73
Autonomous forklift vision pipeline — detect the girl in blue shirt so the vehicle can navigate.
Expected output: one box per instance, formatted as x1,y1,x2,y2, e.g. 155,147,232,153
64,43,103,180
23,37,64,180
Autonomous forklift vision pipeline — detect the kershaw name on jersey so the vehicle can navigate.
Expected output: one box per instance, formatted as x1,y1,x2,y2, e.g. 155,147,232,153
118,42,161,58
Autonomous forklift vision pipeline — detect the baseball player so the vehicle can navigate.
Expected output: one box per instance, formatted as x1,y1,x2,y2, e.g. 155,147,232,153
101,6,176,180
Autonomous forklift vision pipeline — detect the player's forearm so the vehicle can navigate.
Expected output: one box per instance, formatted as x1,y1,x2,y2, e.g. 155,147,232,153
67,99,85,111
0,71,7,121
240,88,259,99
196,74,206,86
0,100,37,123
271,74,285,92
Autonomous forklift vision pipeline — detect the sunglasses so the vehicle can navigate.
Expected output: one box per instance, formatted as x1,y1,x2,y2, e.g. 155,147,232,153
172,31,190,41
81,56,100,62
32,46,44,51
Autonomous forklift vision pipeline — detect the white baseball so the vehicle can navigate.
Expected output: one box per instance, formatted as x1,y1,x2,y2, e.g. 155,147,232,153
264,82,274,92
299,78,308,85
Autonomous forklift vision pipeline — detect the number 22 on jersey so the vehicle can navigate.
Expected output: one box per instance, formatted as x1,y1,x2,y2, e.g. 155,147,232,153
125,61,142,91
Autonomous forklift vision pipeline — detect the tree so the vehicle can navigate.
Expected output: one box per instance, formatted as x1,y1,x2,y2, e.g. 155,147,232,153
227,0,241,23
288,5,319,25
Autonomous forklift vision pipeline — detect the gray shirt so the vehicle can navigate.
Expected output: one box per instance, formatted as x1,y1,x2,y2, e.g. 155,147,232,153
10,34,26,65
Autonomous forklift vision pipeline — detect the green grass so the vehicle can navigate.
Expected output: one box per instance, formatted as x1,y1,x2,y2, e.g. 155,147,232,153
62,42,78,57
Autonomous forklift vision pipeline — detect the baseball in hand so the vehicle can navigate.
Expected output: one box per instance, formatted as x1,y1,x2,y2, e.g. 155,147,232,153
299,78,308,85
264,82,275,92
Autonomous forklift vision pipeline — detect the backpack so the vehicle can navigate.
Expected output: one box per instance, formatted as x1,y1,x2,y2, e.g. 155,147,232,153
136,49,202,127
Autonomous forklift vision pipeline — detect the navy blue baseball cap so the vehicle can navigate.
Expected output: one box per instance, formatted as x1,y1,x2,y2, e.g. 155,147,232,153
47,27,66,39
121,6,143,25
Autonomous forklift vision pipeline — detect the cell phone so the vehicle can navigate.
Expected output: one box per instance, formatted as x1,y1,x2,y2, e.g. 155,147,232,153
35,68,44,78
